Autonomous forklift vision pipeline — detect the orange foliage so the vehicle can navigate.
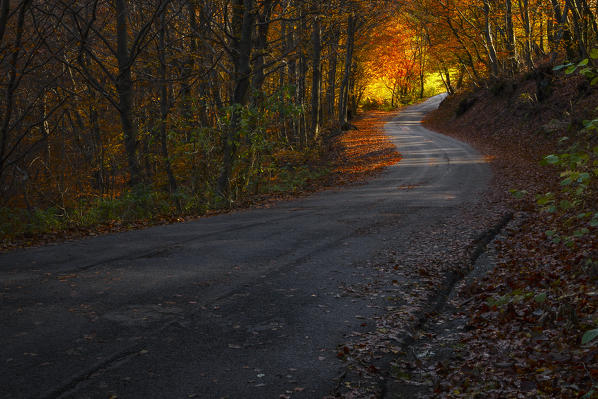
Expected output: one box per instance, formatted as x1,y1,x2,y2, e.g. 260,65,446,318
360,17,426,103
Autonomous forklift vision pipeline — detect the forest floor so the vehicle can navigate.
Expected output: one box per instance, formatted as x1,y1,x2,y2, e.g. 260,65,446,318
1,111,400,253
351,74,598,398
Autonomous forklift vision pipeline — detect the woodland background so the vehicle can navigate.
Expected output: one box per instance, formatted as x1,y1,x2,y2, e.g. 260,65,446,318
0,0,596,240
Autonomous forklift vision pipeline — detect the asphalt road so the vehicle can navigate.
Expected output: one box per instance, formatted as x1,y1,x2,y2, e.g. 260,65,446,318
0,94,490,399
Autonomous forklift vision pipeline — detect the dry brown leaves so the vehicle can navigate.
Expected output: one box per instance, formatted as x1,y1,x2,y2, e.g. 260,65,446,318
329,111,402,185
418,75,598,398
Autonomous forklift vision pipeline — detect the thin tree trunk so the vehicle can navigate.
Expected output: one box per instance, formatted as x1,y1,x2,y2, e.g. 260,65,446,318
505,0,517,72
348,63,358,118
339,13,356,127
115,0,141,186
297,7,307,146
158,10,177,194
89,105,105,194
439,66,454,95
444,15,481,80
580,0,598,43
285,18,298,144
251,0,273,96
482,0,500,77
517,0,535,69
418,34,425,98
550,0,576,59
217,0,255,197
0,0,10,46
310,14,321,140
326,28,339,121
566,0,588,57
180,0,198,131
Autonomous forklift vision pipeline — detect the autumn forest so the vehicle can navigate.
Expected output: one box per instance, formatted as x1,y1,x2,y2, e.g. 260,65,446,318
0,0,596,239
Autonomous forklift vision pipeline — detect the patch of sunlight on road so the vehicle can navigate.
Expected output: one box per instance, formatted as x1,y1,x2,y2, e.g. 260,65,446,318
397,157,488,167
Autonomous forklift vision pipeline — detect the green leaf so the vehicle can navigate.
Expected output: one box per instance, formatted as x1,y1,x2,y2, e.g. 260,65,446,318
565,64,578,74
537,195,553,206
582,328,598,344
509,189,528,199
585,119,598,128
561,177,573,186
580,68,595,78
590,48,598,59
534,293,547,303
574,228,590,238
544,154,560,164
554,62,574,71
592,76,598,86
578,58,589,67
559,200,573,210
578,172,591,182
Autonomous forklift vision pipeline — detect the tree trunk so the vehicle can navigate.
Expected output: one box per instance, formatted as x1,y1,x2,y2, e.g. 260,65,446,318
326,28,339,121
180,0,198,132
517,0,535,69
580,0,598,46
297,7,307,146
445,65,456,94
418,35,425,98
285,17,298,144
339,14,356,127
482,0,500,77
310,14,321,140
217,0,255,197
444,15,481,81
158,10,177,195
0,0,10,46
505,0,517,72
0,0,31,187
348,63,358,118
550,0,576,59
566,0,588,57
251,0,273,96
115,0,141,186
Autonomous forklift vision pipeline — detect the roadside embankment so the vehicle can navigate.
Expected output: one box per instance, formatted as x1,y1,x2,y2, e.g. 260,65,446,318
399,72,598,397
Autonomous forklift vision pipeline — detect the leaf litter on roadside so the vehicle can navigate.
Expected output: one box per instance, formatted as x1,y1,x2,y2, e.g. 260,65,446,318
409,80,598,398
334,77,597,398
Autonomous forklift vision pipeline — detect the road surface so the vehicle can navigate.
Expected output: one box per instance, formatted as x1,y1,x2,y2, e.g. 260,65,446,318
0,95,490,398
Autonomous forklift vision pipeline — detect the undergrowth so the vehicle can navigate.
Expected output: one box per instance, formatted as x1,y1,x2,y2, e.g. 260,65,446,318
0,164,330,241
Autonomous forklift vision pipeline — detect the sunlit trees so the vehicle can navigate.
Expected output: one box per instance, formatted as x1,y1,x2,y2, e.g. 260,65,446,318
400,0,598,87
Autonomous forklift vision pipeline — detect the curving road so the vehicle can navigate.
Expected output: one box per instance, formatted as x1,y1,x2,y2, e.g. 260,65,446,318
0,95,490,398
